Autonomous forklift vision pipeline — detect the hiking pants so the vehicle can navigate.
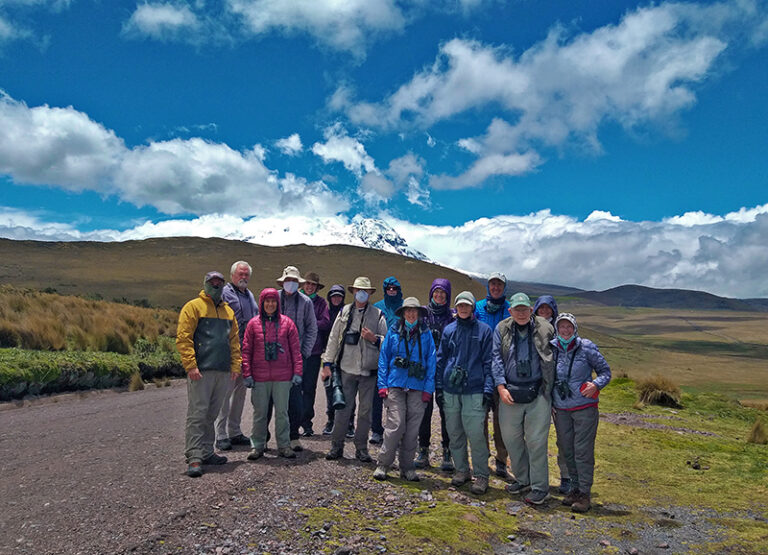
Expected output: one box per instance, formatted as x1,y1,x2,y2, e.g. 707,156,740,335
553,406,599,494
331,371,375,451
300,354,322,431
250,381,292,451
185,371,230,463
371,370,384,436
266,357,305,441
377,388,426,470
418,394,450,449
443,392,490,478
214,373,246,440
498,393,551,492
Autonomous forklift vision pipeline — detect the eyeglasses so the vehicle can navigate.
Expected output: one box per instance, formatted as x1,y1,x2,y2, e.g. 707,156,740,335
385,286,399,291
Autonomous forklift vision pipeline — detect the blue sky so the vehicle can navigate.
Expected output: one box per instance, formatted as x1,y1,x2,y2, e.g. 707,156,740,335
1,1,767,297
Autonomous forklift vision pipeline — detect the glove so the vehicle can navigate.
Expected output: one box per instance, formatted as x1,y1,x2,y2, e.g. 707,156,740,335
421,391,432,403
435,389,444,409
291,374,303,387
378,388,389,399
483,392,494,409
243,376,255,389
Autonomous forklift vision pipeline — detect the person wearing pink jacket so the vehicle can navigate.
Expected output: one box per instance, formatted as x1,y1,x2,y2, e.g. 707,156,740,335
241,288,302,460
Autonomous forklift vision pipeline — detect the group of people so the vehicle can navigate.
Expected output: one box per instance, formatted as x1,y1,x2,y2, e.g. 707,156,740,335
176,264,611,512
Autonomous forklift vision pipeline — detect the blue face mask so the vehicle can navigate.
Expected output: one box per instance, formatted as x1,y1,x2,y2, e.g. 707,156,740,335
404,319,417,330
557,334,575,350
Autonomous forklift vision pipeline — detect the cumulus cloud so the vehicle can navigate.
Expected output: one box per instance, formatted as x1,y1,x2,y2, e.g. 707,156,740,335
0,91,347,218
122,3,200,40
337,1,768,188
311,124,375,177
275,133,303,156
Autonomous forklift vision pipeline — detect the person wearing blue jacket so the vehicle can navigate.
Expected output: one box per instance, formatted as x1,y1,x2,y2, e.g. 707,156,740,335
475,271,512,479
373,297,436,482
371,276,404,445
437,291,494,495
551,313,611,513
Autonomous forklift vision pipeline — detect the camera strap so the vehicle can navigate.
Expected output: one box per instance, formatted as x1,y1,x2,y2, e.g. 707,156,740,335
513,322,533,378
555,344,580,384
400,325,423,366
261,314,280,344
336,303,367,366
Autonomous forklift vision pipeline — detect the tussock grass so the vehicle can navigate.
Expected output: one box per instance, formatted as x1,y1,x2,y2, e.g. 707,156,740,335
747,419,767,444
741,399,768,411
0,285,177,352
636,374,682,408
128,372,144,392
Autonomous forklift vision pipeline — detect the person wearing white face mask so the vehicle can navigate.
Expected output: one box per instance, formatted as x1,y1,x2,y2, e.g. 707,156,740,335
321,277,388,462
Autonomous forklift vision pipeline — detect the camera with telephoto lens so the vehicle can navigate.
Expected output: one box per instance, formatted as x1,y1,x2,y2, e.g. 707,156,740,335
448,365,467,388
516,359,532,378
555,380,571,400
323,364,346,410
264,341,282,361
344,330,361,345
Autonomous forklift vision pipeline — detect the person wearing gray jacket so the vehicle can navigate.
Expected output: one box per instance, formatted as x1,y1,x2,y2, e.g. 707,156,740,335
492,292,555,506
321,276,388,462
551,313,611,513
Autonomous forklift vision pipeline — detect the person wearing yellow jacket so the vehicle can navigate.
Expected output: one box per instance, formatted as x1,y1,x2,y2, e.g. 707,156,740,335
176,271,242,477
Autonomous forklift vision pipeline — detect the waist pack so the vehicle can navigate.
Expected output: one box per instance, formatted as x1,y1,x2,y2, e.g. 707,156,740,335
505,378,542,404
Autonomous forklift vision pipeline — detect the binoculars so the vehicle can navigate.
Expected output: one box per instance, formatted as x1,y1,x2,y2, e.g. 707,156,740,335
448,365,467,388
324,365,346,410
264,341,283,361
555,380,572,401
516,359,532,378
344,330,361,345
394,357,426,380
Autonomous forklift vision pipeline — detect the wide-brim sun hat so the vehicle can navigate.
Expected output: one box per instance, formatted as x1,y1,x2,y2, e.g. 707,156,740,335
348,276,376,294
303,272,325,290
395,296,427,318
276,265,305,284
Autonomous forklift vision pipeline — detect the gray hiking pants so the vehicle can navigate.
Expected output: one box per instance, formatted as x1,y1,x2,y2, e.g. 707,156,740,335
185,371,231,463
250,381,291,450
377,388,426,470
215,373,246,440
331,371,376,451
444,392,490,478
553,405,599,494
498,392,552,492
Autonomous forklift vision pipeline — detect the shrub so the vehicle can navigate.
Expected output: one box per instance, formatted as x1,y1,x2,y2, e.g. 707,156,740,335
740,400,768,411
0,324,20,348
747,419,767,444
636,374,682,408
128,372,145,392
104,332,131,354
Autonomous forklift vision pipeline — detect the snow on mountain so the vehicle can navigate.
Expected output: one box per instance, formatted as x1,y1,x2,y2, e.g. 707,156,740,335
236,215,429,261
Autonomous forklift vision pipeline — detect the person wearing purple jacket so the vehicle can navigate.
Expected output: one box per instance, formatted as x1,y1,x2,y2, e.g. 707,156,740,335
299,272,331,437
415,278,455,471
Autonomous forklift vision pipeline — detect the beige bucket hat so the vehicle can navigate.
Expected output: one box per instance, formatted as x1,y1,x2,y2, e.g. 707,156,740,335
276,265,305,284
395,296,427,318
348,276,376,294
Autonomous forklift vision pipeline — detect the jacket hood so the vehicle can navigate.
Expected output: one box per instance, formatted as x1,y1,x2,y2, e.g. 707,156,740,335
382,276,403,308
429,278,452,304
258,288,281,317
533,295,559,324
383,276,402,289
326,284,346,301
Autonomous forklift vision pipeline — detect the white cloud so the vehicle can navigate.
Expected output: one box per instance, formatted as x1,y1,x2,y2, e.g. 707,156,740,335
585,210,623,223
358,172,396,203
0,91,347,218
122,3,200,40
275,133,303,156
337,1,768,188
311,124,375,177
405,175,431,208
386,153,423,186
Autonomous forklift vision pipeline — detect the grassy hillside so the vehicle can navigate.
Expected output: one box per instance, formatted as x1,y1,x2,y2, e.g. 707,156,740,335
573,284,764,311
0,237,486,309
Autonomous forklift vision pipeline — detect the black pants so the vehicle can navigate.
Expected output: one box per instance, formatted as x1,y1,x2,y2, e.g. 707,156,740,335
370,370,384,435
418,395,450,449
300,354,322,431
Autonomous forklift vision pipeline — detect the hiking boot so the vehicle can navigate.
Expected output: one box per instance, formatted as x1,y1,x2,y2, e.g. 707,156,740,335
186,461,203,477
504,480,530,494
346,425,355,439
369,432,383,445
440,448,454,471
302,427,314,437
400,469,420,482
373,466,388,481
326,445,344,460
451,471,471,487
278,447,297,459
558,477,572,494
571,492,592,513
229,434,251,446
355,449,373,463
524,489,551,505
495,460,511,479
290,439,304,452
215,438,232,451
414,447,429,469
562,488,581,506
247,448,264,461
202,453,227,465
470,476,489,495
322,421,334,435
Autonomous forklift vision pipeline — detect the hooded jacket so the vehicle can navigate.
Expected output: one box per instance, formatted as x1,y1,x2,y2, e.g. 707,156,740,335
323,301,388,376
222,282,259,346
279,289,318,359
550,335,611,411
491,315,555,398
424,278,455,343
377,321,436,394
532,295,559,327
177,290,242,374
435,314,493,395
474,281,510,331
374,276,403,329
304,291,331,356
242,288,302,382
326,285,346,324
